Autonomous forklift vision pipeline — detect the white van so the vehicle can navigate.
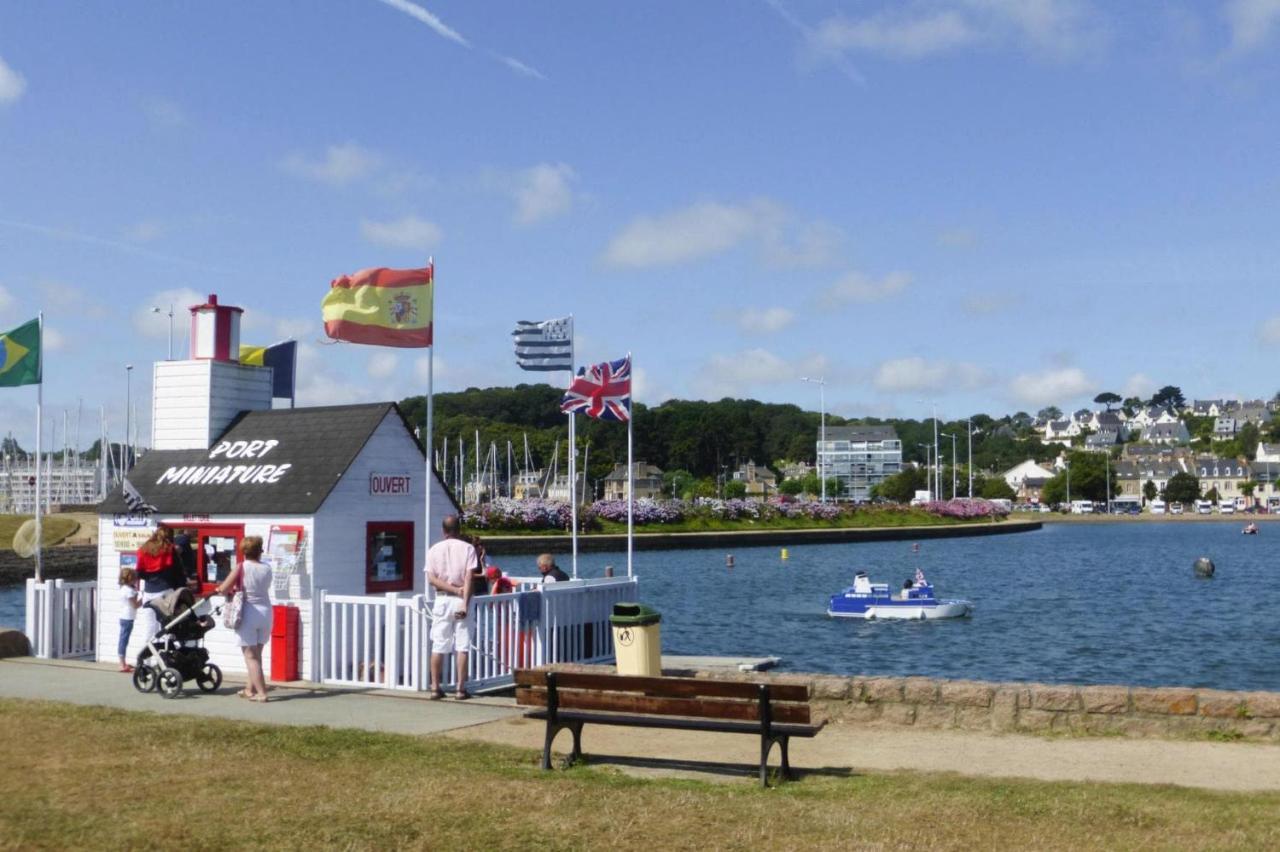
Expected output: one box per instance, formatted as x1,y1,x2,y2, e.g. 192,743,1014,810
1219,501,1235,515
1070,500,1094,514
1195,500,1213,515
1150,499,1166,515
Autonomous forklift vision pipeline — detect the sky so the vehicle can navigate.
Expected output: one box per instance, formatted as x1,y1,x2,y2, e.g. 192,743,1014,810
2,0,1280,452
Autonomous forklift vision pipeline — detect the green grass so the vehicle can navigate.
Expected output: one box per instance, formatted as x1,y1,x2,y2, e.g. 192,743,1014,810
2,698,1278,850
0,514,80,550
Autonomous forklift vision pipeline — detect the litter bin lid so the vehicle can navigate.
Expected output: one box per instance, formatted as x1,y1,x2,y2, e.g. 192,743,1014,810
610,601,660,626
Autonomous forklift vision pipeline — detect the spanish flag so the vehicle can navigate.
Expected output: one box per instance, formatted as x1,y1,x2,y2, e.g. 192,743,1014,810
0,318,41,388
322,265,433,348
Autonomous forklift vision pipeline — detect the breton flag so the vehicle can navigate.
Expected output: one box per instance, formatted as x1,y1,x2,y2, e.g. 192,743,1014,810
322,265,433,347
561,355,631,422
0,318,41,388
122,478,157,515
512,317,573,372
239,340,297,398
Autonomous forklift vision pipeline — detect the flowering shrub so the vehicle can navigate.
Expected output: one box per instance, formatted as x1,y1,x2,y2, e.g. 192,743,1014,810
919,498,1009,519
462,498,588,531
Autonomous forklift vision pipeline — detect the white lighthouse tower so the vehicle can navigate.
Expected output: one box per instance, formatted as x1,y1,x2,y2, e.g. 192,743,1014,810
150,295,273,451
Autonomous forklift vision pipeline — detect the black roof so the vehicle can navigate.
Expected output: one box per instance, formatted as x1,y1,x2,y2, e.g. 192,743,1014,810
100,402,449,515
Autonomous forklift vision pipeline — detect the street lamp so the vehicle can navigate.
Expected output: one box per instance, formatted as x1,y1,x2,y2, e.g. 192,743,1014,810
151,304,174,361
801,376,827,503
917,443,932,500
941,433,958,500
124,364,134,474
917,400,939,504
967,418,974,498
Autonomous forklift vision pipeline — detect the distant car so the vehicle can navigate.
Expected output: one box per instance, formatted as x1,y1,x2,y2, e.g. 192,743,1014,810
1219,502,1235,515
1170,503,1184,515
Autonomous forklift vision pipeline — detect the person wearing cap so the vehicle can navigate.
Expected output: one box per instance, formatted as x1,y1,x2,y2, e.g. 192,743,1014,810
536,553,570,583
485,565,516,594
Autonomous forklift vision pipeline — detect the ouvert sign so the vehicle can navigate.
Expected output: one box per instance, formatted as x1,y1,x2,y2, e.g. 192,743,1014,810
369,472,412,495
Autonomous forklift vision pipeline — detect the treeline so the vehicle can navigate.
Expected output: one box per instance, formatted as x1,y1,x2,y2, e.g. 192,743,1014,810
398,385,1060,489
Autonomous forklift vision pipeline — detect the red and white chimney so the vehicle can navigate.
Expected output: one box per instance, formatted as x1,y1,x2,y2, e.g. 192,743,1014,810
189,294,243,362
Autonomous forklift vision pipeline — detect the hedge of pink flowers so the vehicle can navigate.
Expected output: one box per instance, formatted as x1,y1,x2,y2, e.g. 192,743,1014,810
461,496,1007,531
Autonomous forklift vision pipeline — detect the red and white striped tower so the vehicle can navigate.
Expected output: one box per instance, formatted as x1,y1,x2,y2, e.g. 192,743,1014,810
189,294,244,361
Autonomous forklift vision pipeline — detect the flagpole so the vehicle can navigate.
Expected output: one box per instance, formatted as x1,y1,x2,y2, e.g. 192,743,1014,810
424,258,434,557
34,312,43,582
290,338,298,410
626,351,633,578
568,313,578,579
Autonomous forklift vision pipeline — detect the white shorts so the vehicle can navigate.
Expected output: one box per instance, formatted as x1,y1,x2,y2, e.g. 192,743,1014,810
429,596,471,654
236,603,273,648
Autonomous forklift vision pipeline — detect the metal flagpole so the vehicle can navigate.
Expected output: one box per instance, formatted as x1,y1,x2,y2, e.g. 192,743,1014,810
290,338,298,409
568,315,578,579
424,258,434,553
626,351,633,577
34,312,43,582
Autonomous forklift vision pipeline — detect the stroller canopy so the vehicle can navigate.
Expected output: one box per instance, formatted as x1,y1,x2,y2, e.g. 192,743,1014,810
145,587,197,620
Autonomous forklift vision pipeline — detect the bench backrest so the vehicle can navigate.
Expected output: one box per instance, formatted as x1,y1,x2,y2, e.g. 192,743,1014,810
514,670,812,724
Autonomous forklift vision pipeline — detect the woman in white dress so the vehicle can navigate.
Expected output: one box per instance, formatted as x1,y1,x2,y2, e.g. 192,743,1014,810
216,535,273,702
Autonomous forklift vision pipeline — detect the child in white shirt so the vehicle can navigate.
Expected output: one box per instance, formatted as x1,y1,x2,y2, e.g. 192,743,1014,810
118,567,140,672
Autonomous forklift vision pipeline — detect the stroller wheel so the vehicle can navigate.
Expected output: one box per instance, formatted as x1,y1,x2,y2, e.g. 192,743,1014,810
196,664,222,693
132,664,157,693
158,667,183,699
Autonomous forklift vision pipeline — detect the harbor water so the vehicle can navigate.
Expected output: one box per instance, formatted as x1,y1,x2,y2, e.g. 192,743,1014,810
2,522,1277,691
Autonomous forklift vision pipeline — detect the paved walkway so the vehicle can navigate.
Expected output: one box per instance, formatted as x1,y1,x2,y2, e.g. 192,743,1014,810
4,658,1279,792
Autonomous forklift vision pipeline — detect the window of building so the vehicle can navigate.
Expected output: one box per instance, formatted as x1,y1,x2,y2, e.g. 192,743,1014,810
366,521,414,593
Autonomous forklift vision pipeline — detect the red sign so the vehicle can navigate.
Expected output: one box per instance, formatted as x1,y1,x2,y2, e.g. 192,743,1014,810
369,473,412,496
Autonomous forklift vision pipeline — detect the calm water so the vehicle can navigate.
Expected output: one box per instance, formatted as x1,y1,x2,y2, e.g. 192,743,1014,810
4,523,1277,690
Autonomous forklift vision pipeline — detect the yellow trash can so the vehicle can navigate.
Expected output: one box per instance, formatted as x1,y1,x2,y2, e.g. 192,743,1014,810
610,602,662,677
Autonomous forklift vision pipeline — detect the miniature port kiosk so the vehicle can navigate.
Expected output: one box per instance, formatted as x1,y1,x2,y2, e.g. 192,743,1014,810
95,295,456,679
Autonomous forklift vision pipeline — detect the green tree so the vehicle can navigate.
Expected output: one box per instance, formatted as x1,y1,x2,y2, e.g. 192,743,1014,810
778,478,804,496
1037,406,1062,421
1204,485,1220,504
979,477,1016,500
692,477,717,498
1039,451,1117,505
1122,396,1143,416
1239,421,1261,459
662,469,695,499
1151,385,1186,410
1164,472,1200,504
1242,480,1257,507
1094,392,1121,410
723,479,747,499
1143,479,1158,503
873,467,927,503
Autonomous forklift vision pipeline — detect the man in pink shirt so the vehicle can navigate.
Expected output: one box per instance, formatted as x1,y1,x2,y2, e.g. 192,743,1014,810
426,514,477,699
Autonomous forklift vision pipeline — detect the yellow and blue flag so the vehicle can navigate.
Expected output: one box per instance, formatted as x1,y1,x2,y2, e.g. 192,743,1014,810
239,340,296,398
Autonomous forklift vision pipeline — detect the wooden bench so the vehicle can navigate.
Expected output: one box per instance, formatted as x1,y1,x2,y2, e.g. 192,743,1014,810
514,669,825,786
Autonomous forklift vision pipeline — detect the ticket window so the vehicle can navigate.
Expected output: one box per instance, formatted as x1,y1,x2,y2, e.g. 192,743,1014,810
367,521,413,593
187,526,244,594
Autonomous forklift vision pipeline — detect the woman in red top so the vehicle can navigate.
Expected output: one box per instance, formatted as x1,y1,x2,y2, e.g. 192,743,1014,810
135,527,183,601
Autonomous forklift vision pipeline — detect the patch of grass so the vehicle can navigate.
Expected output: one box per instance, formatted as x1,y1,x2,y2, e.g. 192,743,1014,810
0,514,80,550
2,699,1279,850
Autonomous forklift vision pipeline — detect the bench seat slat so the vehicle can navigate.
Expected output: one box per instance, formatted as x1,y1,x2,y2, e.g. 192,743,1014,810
516,686,812,725
513,670,810,702
523,708,824,738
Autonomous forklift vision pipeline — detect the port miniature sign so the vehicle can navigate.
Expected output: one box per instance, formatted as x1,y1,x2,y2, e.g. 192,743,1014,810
154,437,292,487
369,472,412,496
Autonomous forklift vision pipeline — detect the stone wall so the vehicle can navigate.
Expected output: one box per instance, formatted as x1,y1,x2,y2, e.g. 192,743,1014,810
629,665,1280,741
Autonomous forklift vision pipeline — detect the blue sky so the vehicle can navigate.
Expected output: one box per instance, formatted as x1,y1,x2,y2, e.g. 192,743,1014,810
2,1,1280,451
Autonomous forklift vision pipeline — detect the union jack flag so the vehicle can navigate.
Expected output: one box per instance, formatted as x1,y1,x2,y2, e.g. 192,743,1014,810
561,355,631,422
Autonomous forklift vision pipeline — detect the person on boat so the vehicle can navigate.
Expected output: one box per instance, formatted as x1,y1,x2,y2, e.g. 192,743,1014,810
900,578,915,600
485,565,516,594
536,553,569,583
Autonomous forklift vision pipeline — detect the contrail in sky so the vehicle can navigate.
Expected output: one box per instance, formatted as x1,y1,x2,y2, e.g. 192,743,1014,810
762,0,866,86
374,0,545,80
0,218,240,275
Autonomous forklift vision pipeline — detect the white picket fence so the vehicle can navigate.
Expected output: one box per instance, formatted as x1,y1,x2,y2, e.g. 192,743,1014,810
25,579,97,659
313,576,639,692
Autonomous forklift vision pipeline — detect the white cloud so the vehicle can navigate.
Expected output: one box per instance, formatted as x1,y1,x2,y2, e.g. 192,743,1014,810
961,290,1020,316
814,0,1103,61
604,200,772,268
360,215,442,250
283,143,381,186
693,348,828,398
1258,315,1280,346
274,317,318,340
123,221,165,243
0,284,14,314
294,342,375,407
141,96,185,128
1225,0,1280,52
1121,372,1156,399
376,0,470,46
511,163,576,225
872,357,989,393
820,270,910,306
0,55,26,104
133,288,204,338
367,352,399,380
1009,366,1093,406
735,307,795,334
761,220,843,269
816,10,977,58
43,327,67,352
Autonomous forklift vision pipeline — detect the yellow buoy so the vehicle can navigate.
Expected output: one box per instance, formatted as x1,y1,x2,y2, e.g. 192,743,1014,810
781,548,789,560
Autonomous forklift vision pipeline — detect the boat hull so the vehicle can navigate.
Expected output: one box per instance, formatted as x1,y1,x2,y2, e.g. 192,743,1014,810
827,600,973,620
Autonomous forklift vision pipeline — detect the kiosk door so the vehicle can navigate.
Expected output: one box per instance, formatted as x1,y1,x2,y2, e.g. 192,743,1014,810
187,525,244,593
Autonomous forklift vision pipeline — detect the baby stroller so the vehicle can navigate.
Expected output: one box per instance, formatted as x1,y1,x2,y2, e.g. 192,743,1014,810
132,587,222,699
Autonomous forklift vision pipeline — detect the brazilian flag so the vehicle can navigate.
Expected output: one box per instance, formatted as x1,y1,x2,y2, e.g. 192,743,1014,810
0,318,40,387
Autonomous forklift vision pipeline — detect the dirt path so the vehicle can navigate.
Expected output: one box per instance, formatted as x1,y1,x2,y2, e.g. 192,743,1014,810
449,715,1280,792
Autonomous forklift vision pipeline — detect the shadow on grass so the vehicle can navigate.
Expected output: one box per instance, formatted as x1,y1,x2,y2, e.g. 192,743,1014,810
564,752,857,784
